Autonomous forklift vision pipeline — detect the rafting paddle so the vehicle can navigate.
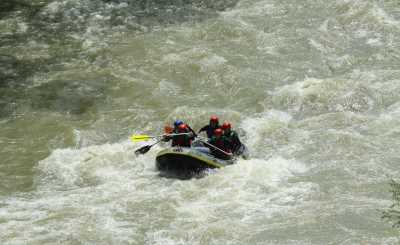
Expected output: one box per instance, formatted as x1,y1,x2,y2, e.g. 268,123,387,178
134,139,162,155
197,137,233,157
131,135,156,142
130,133,191,142
132,132,192,155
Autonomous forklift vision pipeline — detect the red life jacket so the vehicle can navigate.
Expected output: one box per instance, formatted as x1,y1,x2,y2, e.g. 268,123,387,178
172,135,191,147
212,138,231,153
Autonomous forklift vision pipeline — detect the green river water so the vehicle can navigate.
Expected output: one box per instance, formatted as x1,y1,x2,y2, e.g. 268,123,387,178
1,0,400,244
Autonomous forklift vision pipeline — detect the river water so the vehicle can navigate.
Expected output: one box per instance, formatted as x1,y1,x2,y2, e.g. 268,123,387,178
1,0,400,244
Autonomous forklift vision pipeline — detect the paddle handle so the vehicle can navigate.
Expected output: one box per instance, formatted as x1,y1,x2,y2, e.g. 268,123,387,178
198,138,233,156
149,132,192,138
132,132,192,141
163,132,192,137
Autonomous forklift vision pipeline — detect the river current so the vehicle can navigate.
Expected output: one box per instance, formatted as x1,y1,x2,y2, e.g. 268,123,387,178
1,0,400,244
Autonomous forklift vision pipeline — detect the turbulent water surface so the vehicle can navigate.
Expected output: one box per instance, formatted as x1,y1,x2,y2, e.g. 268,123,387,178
1,0,400,244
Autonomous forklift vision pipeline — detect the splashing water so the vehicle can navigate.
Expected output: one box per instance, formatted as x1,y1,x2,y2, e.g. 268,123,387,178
1,0,400,244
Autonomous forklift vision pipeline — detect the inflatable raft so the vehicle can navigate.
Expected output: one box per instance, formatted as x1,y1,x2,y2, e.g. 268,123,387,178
156,144,248,174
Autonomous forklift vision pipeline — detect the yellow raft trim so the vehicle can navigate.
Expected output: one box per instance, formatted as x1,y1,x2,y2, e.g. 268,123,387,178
156,149,225,168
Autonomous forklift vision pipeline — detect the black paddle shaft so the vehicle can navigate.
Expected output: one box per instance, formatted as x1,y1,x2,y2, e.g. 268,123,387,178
134,140,162,155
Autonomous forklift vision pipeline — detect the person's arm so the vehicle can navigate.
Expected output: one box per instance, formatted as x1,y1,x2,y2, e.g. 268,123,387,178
186,125,197,138
198,125,208,134
162,134,171,142
206,137,215,148
232,132,242,152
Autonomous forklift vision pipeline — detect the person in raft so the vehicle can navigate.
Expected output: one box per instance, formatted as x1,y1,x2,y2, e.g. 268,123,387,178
163,120,196,147
221,122,243,155
208,128,232,160
198,115,220,138
172,124,196,147
165,119,197,136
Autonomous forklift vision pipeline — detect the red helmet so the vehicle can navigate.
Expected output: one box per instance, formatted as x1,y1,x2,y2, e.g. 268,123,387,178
222,122,231,130
178,123,187,132
210,115,219,123
214,128,223,136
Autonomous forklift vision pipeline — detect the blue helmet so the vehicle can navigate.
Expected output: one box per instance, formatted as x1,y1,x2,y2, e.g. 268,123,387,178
174,120,183,127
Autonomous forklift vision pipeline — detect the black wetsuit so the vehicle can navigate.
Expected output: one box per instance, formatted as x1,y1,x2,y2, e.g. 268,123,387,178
224,130,242,154
198,124,220,138
208,136,232,160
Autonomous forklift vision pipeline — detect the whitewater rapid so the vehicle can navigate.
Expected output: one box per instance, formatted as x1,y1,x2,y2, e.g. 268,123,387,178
1,0,400,244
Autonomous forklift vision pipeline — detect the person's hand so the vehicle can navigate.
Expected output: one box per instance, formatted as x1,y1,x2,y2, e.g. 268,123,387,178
162,135,170,142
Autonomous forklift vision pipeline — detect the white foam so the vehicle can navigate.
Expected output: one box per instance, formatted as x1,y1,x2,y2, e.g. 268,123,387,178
0,135,315,244
161,53,182,65
222,0,275,19
199,54,227,72
370,3,400,27
271,77,379,114
240,110,292,156
309,38,332,53
152,79,182,97
43,1,65,16
335,0,399,30
17,22,28,33
35,140,154,190
366,37,382,47
139,156,314,244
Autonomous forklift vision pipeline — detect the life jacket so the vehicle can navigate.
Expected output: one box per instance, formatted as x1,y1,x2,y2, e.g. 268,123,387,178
224,130,241,153
207,126,216,138
172,135,191,147
213,138,226,150
171,128,192,147
209,136,231,159
204,125,220,138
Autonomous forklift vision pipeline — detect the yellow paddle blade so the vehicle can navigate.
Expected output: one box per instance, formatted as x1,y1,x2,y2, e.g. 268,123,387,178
130,135,152,142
